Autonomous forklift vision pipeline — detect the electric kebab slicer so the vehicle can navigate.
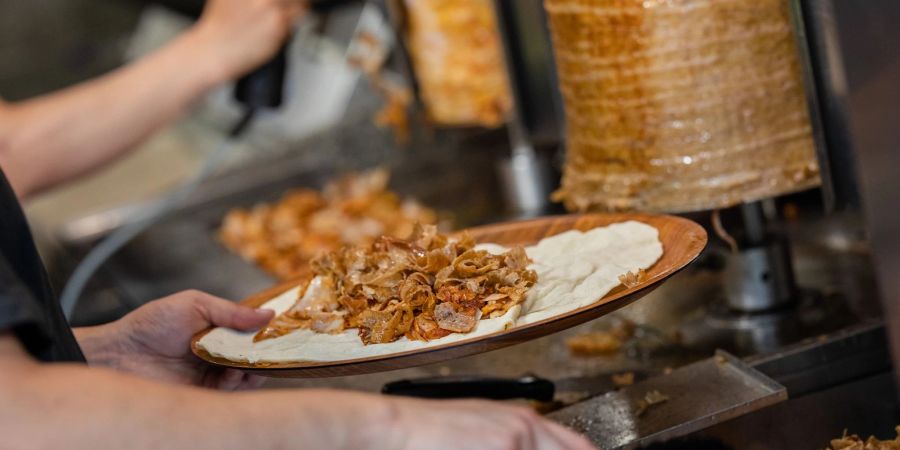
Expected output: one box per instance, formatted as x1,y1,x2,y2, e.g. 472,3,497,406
140,0,362,111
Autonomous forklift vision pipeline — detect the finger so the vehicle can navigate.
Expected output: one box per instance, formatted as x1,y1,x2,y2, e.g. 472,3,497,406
216,368,246,391
531,427,567,450
282,3,307,27
190,291,275,331
542,420,596,450
276,0,309,7
512,409,547,450
235,373,268,390
274,0,307,16
202,367,230,389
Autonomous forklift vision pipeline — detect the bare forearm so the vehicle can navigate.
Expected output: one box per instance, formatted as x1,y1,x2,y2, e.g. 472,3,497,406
0,0,305,198
0,30,225,198
0,332,595,449
2,331,389,448
0,361,389,449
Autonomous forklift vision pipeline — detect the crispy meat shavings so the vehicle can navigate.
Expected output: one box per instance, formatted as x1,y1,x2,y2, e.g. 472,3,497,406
254,276,346,342
220,169,437,280
348,31,413,145
566,319,636,356
612,372,635,388
566,332,623,356
434,302,478,333
404,0,513,127
618,269,647,289
635,390,669,417
829,427,900,450
258,224,537,345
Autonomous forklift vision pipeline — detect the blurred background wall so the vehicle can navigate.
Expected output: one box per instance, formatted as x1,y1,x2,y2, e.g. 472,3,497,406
0,0,142,100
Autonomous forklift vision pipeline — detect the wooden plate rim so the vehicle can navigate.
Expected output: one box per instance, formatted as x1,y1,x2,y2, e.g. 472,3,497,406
191,213,707,373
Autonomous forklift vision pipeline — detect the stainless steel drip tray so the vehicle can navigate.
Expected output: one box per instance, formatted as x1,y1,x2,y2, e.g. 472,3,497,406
549,351,787,450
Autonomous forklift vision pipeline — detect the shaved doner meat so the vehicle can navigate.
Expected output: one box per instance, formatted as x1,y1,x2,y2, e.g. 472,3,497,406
255,224,537,345
433,302,478,333
254,276,345,342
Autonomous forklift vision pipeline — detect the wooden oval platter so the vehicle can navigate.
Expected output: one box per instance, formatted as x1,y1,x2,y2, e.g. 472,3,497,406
192,213,707,378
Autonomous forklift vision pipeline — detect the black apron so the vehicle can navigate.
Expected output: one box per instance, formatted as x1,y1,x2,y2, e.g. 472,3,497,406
0,166,84,362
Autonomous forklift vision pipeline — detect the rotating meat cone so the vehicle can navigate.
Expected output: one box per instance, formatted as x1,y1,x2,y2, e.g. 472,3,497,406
403,0,513,127
546,0,820,213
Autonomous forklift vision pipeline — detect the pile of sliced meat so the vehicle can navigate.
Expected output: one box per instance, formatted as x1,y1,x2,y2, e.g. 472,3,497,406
219,169,437,280
255,224,537,345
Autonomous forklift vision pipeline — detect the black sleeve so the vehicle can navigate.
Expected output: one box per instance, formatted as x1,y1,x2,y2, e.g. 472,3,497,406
0,254,52,356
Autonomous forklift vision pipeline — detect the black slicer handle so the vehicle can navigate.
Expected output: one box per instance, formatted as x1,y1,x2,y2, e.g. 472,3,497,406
382,375,555,402
147,0,359,109
234,45,289,109
232,0,359,109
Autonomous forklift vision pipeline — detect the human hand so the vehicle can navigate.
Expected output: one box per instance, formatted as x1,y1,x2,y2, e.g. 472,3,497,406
383,396,597,450
188,0,308,82
77,290,274,390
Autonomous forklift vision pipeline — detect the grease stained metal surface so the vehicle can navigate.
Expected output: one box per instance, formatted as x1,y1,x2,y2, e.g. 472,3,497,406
548,351,787,450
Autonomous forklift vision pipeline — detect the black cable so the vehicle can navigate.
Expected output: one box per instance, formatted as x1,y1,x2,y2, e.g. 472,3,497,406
229,107,257,137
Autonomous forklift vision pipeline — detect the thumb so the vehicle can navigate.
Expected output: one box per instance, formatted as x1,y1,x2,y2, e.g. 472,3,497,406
190,292,275,331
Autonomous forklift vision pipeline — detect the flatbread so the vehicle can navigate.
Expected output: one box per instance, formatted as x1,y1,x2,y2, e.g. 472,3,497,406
198,220,663,364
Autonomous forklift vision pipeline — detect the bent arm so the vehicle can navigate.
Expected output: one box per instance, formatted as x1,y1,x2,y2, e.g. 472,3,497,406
0,0,304,199
0,30,225,199
0,334,389,450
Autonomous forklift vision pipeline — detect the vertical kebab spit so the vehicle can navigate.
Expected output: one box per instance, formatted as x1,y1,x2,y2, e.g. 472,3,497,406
403,0,514,127
546,0,820,213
